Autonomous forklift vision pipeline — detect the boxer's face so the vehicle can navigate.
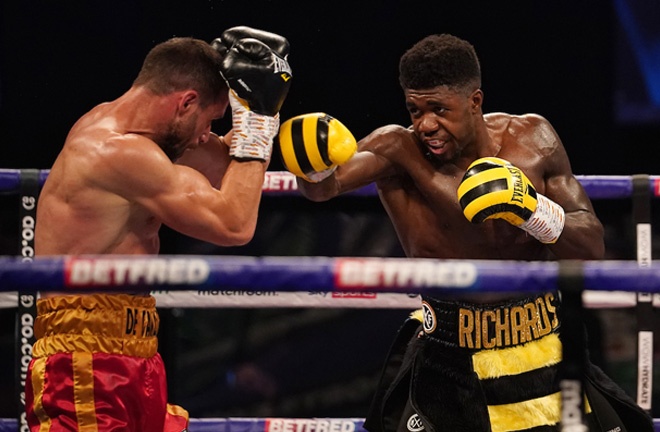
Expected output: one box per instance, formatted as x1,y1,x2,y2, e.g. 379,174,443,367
159,96,228,161
405,85,480,162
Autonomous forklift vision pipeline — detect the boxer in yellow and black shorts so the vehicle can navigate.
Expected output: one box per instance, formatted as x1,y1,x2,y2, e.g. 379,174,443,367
25,294,188,432
287,32,654,432
365,293,651,432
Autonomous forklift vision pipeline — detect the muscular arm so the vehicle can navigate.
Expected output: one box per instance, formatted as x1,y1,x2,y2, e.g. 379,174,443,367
536,121,605,260
100,134,267,246
176,132,231,187
297,125,402,201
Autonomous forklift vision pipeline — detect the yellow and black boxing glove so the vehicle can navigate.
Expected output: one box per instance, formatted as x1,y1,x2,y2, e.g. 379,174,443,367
278,113,357,182
457,157,565,244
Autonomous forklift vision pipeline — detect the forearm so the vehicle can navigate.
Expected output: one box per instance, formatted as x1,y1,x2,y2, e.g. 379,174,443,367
548,210,605,260
217,160,268,243
296,175,341,202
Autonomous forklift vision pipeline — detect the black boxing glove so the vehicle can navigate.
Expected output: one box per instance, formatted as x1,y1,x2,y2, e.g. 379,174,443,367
212,25,290,59
214,28,292,161
214,27,292,116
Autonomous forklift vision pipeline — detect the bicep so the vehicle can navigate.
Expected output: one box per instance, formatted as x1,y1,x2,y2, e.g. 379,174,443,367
176,133,231,187
134,162,228,231
102,147,234,241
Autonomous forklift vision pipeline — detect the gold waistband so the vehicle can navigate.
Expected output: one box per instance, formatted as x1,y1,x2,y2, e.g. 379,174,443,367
422,292,560,350
33,293,159,358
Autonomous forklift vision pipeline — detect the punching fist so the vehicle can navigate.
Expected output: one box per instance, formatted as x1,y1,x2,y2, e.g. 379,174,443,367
457,157,565,244
212,27,292,161
278,113,357,182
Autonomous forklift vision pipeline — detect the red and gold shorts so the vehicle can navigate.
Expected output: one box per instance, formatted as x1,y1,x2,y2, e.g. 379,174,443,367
25,294,189,432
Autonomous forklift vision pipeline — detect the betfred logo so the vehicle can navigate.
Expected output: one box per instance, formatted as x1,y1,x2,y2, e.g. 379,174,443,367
263,171,298,192
334,258,477,290
65,257,210,287
266,419,357,432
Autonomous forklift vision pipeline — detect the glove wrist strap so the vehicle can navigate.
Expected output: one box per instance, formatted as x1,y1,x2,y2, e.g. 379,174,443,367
230,105,279,161
305,166,336,183
519,194,565,244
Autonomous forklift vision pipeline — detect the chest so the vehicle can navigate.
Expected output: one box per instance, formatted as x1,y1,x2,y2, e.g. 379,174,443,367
377,173,541,259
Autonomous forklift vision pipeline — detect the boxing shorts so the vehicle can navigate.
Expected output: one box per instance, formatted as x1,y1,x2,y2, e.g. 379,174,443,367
364,292,654,432
25,293,189,432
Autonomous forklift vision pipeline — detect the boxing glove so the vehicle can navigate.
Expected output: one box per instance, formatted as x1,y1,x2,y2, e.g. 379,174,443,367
457,157,565,244
215,28,292,116
212,26,290,59
218,36,292,161
278,113,357,182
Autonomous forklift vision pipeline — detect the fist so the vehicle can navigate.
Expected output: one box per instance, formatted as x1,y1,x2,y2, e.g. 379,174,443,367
457,157,565,244
213,26,292,117
278,113,357,182
457,157,537,226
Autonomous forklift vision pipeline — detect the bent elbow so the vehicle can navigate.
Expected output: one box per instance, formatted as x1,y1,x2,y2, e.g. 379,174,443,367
231,231,255,246
228,219,258,246
222,225,256,247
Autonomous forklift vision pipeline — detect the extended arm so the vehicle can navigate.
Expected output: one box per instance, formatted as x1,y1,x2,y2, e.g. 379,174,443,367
289,124,402,201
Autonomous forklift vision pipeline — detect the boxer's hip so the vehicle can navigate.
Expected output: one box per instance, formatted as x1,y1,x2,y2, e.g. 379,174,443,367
33,293,159,358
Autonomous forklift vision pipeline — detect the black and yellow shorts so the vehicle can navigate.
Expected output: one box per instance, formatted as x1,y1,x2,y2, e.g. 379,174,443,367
364,293,653,432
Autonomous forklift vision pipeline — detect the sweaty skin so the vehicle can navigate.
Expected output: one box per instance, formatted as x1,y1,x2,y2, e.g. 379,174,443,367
298,85,604,302
35,86,269,295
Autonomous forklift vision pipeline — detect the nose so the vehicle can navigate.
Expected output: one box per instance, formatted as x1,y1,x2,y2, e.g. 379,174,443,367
418,114,439,136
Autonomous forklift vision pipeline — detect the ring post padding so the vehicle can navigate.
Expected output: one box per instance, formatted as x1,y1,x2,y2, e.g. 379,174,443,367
633,174,654,412
558,260,588,431
15,169,39,429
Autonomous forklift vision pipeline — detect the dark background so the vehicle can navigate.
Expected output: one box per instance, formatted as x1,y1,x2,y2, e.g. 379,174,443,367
1,0,659,174
2,0,660,422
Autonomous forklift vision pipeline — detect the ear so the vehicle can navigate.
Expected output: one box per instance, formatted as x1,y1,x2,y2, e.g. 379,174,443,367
469,89,483,113
178,91,199,113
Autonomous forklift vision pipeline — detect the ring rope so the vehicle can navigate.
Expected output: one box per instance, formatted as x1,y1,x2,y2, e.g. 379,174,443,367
0,416,659,432
0,417,368,432
0,255,659,293
2,169,660,198
0,289,650,310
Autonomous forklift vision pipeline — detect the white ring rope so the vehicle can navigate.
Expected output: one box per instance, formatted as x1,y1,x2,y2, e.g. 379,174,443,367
0,290,649,309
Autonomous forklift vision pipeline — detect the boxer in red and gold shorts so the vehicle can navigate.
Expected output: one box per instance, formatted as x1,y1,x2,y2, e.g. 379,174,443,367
25,294,188,432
